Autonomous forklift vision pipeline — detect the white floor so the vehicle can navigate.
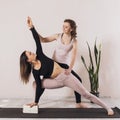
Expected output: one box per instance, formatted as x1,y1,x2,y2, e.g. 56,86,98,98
0,96,120,120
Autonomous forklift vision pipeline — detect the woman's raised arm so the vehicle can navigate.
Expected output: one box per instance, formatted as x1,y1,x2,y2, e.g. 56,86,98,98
27,17,43,56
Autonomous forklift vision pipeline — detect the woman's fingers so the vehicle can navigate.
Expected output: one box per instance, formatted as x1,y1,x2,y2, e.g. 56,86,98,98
27,16,33,28
26,102,37,107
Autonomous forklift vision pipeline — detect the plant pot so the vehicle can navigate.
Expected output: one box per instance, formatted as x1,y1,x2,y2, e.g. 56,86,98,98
90,91,99,103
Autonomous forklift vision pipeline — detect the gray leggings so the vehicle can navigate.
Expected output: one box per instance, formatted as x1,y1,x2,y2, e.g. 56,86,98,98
42,72,110,111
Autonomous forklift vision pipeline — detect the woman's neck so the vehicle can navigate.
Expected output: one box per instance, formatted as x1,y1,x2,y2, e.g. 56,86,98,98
62,33,72,44
32,60,41,70
63,33,71,38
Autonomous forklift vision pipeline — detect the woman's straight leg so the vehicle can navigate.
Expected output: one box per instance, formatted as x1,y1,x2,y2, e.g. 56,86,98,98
41,72,113,115
42,72,110,110
62,73,111,111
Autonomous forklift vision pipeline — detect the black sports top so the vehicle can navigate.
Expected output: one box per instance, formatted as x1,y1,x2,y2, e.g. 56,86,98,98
30,27,54,103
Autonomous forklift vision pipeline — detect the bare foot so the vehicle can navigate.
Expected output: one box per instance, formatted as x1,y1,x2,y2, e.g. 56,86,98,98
108,108,114,116
76,103,90,108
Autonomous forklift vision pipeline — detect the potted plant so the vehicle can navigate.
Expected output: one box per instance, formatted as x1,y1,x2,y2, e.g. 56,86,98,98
81,40,101,97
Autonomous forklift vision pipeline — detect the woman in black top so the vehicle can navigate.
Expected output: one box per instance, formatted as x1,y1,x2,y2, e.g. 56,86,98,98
20,17,114,115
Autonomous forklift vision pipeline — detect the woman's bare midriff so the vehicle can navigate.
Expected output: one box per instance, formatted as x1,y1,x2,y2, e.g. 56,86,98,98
50,62,64,78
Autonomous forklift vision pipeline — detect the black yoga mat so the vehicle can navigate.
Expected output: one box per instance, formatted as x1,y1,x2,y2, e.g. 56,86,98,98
0,107,120,118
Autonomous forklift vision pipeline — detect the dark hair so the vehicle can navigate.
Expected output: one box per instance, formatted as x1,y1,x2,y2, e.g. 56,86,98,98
64,19,77,38
20,51,31,84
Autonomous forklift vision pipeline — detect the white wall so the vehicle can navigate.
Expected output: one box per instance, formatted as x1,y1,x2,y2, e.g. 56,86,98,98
0,0,120,99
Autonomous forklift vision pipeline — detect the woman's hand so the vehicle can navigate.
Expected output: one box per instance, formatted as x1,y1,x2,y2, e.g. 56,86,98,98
27,16,33,29
64,67,72,75
26,102,38,107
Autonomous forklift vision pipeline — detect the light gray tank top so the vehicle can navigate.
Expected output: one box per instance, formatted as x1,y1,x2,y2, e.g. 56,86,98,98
52,34,74,64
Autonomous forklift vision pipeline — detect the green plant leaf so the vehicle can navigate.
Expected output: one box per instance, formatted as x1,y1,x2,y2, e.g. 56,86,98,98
81,41,101,93
87,42,94,71
94,40,98,65
81,56,89,72
95,47,101,74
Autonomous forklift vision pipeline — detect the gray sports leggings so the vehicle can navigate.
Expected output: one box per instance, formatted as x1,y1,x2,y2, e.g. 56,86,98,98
42,72,110,111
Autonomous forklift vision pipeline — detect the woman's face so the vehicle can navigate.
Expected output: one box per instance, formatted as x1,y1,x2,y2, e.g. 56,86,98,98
25,51,36,62
63,22,72,34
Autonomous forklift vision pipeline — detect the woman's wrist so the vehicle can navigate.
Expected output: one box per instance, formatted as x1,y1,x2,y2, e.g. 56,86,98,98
35,102,38,104
29,25,34,29
34,101,38,105
29,25,34,30
69,66,72,70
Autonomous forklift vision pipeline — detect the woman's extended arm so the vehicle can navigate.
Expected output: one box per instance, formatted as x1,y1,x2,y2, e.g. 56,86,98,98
26,72,45,107
39,34,58,43
30,27,43,54
65,39,77,74
33,71,45,104
69,39,77,69
27,17,44,57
